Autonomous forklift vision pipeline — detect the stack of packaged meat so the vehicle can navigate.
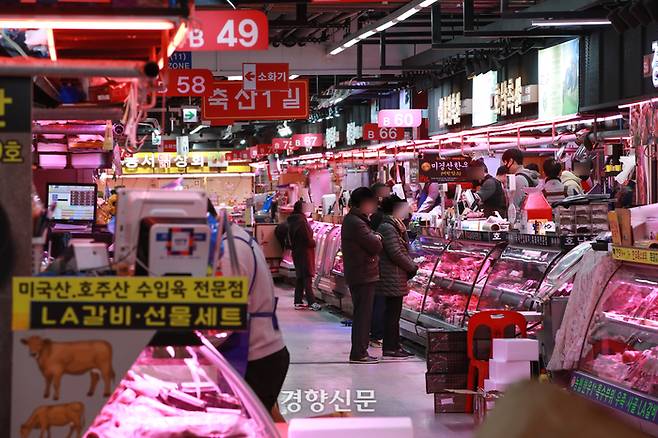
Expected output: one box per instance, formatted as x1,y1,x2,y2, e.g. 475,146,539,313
586,347,658,396
434,256,482,283
87,360,259,437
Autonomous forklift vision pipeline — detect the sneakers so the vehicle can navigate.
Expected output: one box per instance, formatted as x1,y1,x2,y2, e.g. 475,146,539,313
381,349,414,360
369,339,383,348
309,303,322,311
294,303,308,310
349,355,380,364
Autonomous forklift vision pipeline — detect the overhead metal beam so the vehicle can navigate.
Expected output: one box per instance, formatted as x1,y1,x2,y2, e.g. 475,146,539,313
431,2,441,47
464,30,586,38
463,0,474,32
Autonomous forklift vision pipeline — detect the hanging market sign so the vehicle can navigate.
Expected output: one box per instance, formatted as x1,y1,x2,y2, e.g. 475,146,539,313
472,71,498,127
418,152,471,183
346,122,363,146
377,109,423,128
161,69,214,97
538,39,579,119
121,151,228,174
242,63,289,91
438,92,461,127
495,77,522,116
650,41,658,87
202,80,309,122
179,10,269,51
325,126,339,149
291,133,324,149
363,123,405,141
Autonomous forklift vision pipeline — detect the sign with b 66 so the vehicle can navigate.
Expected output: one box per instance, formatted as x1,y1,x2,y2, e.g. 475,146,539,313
363,123,405,141
162,69,214,97
291,133,324,148
378,109,423,128
179,10,269,51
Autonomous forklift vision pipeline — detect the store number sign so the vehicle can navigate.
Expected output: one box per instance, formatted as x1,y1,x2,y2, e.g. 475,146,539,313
363,123,404,141
291,133,324,149
378,109,423,128
161,69,214,97
272,137,293,152
179,10,269,51
495,77,523,116
438,92,461,127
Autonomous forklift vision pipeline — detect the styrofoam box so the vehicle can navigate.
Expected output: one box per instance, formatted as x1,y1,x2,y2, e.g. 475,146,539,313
492,338,539,362
484,378,509,392
488,359,530,384
289,417,413,438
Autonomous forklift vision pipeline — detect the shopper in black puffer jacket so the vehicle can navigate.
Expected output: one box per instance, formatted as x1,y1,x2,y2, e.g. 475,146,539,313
376,195,418,360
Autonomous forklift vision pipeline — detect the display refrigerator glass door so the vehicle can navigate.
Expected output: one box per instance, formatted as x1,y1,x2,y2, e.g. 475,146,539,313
403,236,450,318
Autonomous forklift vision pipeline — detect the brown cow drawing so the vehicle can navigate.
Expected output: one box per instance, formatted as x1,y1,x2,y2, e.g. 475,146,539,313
20,402,84,438
21,336,115,401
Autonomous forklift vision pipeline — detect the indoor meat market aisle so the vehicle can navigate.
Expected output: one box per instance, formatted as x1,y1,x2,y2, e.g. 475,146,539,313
275,284,475,438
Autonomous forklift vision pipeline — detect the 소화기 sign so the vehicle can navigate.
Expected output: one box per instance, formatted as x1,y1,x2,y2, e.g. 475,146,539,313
203,79,309,122
418,152,471,183
378,109,423,128
179,10,269,51
242,63,289,91
12,277,248,331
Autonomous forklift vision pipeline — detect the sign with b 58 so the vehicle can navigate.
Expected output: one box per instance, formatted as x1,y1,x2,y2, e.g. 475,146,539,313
363,123,405,141
179,10,269,51
161,69,214,97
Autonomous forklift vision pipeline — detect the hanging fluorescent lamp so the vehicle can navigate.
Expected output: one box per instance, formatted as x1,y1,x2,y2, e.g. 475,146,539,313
397,7,420,22
531,19,611,27
376,21,396,32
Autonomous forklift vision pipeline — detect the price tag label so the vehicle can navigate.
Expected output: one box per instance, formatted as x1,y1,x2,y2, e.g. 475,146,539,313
363,123,404,141
612,246,658,266
160,69,214,97
180,10,269,51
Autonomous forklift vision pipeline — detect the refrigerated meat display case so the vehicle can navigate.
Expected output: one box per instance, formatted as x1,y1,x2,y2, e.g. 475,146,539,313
87,333,279,437
572,261,658,435
399,235,450,344
315,225,343,307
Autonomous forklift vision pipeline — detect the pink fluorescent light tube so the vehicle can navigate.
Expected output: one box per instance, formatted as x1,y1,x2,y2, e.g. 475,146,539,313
0,16,176,30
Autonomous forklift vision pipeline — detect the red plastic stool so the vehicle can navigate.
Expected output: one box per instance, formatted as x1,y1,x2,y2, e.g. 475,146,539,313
465,310,527,412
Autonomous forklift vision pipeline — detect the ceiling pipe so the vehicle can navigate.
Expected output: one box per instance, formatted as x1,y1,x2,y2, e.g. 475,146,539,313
423,134,578,157
33,105,124,121
33,124,106,135
0,58,159,78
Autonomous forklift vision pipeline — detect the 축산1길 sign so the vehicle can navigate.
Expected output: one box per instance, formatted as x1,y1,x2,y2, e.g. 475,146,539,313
12,277,248,331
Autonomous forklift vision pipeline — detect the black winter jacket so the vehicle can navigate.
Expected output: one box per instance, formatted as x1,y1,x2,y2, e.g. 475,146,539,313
376,215,418,297
341,208,383,286
287,213,316,276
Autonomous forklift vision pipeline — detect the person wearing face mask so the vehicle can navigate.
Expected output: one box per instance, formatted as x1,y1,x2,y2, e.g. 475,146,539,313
342,187,384,364
501,148,540,209
375,195,418,360
287,199,321,311
369,182,391,348
468,159,507,218
370,182,392,231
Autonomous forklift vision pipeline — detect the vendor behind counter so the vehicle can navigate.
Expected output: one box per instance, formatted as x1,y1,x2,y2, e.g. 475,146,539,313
467,159,508,218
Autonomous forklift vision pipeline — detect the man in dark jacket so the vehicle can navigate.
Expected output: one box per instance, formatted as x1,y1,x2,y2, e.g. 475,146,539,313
468,159,507,218
287,200,321,311
376,195,418,360
369,182,391,347
341,187,383,364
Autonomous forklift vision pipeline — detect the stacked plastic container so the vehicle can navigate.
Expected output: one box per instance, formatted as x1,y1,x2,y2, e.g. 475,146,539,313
484,338,538,392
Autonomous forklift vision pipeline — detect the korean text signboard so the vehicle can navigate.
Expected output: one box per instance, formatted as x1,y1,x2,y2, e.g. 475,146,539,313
122,151,228,174
418,152,471,183
180,10,269,51
203,79,309,122
243,63,289,90
13,277,248,330
363,123,404,141
162,69,214,97
378,109,423,128
292,133,324,149
438,92,461,127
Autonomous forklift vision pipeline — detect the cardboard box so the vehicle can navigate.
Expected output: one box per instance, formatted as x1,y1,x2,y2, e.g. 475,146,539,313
425,373,468,394
427,352,469,374
426,329,467,353
488,360,530,384
492,339,539,362
483,379,509,392
608,211,621,245
433,393,469,413
617,208,634,246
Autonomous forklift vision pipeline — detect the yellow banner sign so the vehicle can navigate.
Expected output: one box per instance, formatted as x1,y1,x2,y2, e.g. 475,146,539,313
13,277,248,330
611,246,658,266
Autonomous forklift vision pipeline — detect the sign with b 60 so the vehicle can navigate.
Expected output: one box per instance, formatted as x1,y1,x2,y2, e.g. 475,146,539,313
162,69,214,97
378,109,423,128
179,10,268,51
363,123,405,141
291,133,324,148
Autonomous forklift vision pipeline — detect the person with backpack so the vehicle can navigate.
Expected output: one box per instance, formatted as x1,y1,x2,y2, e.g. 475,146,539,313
287,199,321,311
542,159,566,205
501,148,540,209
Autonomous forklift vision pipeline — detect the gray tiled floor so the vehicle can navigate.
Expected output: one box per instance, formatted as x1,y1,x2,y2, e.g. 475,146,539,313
275,284,474,438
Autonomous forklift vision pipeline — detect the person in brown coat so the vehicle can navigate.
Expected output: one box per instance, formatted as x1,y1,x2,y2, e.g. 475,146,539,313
287,200,321,311
376,195,418,360
341,187,383,363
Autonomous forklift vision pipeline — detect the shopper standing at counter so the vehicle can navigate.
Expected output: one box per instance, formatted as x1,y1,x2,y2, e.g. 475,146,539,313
561,166,585,196
542,159,566,204
376,195,418,360
501,148,540,209
468,159,507,218
369,182,391,348
341,187,383,364
287,200,321,311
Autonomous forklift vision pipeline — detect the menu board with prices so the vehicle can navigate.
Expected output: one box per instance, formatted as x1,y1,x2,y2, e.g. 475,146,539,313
571,372,658,424
418,152,471,183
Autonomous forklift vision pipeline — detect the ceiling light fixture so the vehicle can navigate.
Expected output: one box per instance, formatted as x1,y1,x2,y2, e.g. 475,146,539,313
289,74,300,80
343,39,359,48
531,19,611,26
227,75,242,81
329,47,344,55
419,0,438,7
398,7,421,22
0,17,176,30
376,21,397,32
358,30,376,40
46,29,56,61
